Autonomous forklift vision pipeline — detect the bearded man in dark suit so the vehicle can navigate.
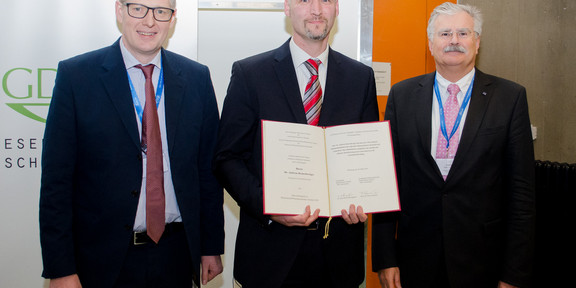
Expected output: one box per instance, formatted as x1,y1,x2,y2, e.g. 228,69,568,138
213,0,379,287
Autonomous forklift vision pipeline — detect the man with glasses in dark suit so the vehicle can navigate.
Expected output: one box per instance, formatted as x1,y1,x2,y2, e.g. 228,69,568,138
40,1,224,287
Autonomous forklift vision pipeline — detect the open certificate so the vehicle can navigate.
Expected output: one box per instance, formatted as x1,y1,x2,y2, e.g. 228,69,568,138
262,120,400,217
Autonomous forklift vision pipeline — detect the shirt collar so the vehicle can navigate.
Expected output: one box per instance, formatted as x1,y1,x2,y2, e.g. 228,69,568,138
289,38,329,68
120,37,162,70
435,68,475,99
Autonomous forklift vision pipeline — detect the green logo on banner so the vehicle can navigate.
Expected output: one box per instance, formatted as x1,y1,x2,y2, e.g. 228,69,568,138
5,103,51,123
2,67,56,123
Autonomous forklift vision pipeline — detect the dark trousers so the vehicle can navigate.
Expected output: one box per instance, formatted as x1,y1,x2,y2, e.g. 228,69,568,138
431,263,451,288
114,224,195,288
281,228,330,288
401,247,451,288
430,249,451,288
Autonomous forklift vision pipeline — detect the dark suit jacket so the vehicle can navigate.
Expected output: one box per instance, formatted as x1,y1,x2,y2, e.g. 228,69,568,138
39,39,224,288
213,39,378,287
372,70,535,288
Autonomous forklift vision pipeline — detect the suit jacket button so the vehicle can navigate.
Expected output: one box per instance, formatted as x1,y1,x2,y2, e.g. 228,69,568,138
131,190,139,197
137,154,142,161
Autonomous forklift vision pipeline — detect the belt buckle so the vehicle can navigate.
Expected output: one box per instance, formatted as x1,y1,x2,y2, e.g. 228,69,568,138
133,231,148,245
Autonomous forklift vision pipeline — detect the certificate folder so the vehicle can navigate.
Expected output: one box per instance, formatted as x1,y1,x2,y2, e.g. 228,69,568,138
262,120,400,217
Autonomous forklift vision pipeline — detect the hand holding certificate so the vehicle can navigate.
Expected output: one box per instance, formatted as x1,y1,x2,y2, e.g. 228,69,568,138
262,120,400,217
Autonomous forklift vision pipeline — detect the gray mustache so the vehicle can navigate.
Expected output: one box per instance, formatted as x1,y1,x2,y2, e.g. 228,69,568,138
444,45,466,53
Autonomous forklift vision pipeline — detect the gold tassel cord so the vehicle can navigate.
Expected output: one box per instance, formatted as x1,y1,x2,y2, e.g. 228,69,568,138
323,216,332,239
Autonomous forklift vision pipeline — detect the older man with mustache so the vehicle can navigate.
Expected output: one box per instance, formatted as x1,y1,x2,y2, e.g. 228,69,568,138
371,2,535,288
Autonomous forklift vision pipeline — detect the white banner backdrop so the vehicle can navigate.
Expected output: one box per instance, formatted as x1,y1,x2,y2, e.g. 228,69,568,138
1,1,364,287
0,1,197,287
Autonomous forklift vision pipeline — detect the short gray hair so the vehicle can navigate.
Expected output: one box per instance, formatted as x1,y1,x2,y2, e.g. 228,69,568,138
118,0,176,9
427,2,483,40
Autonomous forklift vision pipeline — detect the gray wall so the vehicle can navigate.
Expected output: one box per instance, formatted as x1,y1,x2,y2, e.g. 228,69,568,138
460,0,576,163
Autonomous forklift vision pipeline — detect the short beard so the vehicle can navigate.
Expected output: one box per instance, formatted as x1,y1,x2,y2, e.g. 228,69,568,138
306,27,329,41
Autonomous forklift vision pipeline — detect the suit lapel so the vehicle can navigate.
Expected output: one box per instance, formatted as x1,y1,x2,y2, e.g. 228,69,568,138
320,48,341,125
100,40,141,150
415,73,446,179
449,70,493,179
273,40,308,124
161,50,185,155
415,73,435,155
407,70,494,183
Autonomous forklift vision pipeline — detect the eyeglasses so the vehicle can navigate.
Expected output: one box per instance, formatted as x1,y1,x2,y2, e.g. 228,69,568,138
125,3,174,22
437,30,476,40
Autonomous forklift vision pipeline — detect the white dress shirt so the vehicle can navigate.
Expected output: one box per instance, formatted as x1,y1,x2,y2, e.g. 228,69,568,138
289,38,329,102
120,39,181,232
431,68,475,161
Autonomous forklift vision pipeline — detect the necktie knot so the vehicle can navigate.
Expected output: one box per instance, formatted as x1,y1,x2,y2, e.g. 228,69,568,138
304,58,321,76
447,83,460,98
136,64,155,80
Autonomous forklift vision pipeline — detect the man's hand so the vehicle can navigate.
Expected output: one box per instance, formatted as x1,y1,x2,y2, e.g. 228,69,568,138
498,281,519,288
341,204,368,224
378,267,401,288
201,255,223,285
270,205,320,227
49,274,82,288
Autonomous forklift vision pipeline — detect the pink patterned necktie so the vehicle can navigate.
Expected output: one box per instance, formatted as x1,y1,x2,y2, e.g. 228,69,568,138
436,83,461,160
135,64,165,244
303,59,322,126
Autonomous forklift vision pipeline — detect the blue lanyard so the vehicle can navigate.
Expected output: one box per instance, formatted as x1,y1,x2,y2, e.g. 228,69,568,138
127,63,164,123
434,75,474,149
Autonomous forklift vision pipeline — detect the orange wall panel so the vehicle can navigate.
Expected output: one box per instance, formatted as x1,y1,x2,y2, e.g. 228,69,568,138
368,1,454,287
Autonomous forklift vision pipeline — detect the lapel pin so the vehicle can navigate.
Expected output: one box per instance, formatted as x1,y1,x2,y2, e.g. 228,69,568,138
482,92,487,96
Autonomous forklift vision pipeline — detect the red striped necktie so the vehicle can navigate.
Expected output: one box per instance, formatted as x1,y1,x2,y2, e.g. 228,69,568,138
303,59,322,126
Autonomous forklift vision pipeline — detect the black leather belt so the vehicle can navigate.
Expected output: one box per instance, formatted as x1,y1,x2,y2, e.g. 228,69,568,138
132,222,184,245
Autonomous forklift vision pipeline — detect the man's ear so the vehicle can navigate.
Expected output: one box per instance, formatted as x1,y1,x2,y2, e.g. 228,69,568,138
115,1,124,25
284,0,291,17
